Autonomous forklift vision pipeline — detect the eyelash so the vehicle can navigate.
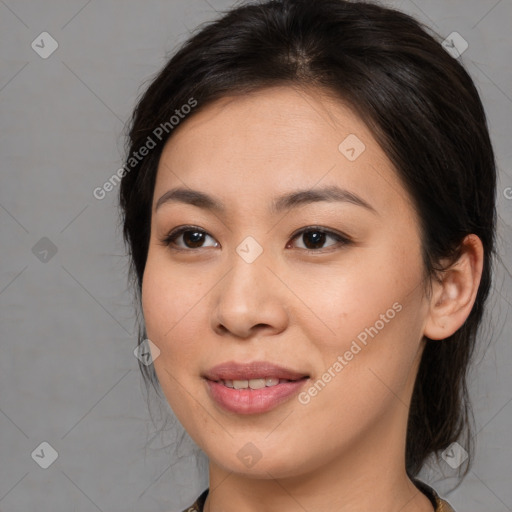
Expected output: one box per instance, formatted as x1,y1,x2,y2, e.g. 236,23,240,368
159,225,352,253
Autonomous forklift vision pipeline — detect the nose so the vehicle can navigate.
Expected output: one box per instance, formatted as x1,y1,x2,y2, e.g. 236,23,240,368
211,250,289,339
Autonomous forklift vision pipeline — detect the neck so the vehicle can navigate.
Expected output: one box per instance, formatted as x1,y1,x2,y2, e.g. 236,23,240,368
204,401,434,512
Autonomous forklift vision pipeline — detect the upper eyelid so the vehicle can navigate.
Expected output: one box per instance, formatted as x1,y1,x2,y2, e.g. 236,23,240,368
289,225,347,239
164,225,349,248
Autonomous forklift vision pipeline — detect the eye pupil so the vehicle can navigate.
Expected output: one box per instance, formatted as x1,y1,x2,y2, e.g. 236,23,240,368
303,230,326,249
184,230,205,248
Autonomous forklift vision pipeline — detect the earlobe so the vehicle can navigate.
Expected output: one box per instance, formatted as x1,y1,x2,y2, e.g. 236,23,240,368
423,234,484,341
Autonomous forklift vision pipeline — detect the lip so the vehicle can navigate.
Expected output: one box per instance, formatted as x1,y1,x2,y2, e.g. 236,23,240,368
203,361,309,382
202,361,309,415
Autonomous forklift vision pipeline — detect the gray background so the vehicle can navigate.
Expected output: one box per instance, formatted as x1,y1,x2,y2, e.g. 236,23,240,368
0,0,511,511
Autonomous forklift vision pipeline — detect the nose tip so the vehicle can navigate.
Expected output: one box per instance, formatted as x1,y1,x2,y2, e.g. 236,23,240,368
214,320,275,339
211,256,289,339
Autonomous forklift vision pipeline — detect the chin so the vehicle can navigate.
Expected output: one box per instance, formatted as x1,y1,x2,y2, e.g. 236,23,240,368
208,442,311,480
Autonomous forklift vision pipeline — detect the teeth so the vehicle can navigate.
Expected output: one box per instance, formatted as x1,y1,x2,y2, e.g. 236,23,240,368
221,377,284,389
248,378,266,389
232,379,248,389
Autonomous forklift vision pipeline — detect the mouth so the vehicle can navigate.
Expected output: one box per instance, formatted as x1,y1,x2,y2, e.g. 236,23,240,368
202,361,310,414
202,360,309,382
213,377,307,389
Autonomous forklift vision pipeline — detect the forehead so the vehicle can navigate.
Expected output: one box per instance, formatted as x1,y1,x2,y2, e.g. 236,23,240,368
163,85,371,160
155,85,411,219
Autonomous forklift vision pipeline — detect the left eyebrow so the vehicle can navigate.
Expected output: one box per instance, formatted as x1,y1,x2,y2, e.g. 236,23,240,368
154,185,378,215
271,185,378,215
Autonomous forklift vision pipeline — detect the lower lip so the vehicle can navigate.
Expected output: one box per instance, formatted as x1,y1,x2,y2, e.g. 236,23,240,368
205,378,309,414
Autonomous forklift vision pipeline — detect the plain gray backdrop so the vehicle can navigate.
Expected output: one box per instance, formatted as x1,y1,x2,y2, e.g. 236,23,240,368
1,0,511,511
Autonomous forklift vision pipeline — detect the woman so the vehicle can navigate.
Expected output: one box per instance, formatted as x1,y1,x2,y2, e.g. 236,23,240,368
119,1,497,510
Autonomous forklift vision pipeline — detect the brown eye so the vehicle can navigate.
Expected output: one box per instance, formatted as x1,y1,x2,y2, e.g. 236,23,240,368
161,225,351,252
161,226,219,250
288,227,351,251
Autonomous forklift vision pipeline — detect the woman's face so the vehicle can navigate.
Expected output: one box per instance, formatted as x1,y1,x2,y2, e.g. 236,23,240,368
142,85,431,479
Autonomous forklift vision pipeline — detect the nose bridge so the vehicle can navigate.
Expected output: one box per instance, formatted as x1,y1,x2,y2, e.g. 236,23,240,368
212,239,288,337
222,241,271,310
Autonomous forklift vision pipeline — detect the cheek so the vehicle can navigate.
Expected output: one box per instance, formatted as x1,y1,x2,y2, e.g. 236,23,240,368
297,246,423,351
143,247,199,336
141,251,207,382
141,255,210,430
295,237,427,407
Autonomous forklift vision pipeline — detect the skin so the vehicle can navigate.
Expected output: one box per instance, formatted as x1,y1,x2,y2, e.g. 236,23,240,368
141,85,484,512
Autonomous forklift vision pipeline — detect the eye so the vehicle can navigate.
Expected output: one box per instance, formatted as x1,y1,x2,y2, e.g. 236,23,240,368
287,226,351,252
160,225,351,252
160,226,219,250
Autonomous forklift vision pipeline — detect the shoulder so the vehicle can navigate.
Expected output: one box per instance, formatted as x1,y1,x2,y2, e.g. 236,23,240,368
178,485,457,512
435,497,456,512
413,479,456,512
436,497,456,512
180,488,209,512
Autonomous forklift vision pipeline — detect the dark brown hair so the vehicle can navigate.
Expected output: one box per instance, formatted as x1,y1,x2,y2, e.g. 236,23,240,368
119,0,497,478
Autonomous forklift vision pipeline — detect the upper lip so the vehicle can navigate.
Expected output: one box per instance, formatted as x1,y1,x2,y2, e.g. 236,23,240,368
203,361,309,381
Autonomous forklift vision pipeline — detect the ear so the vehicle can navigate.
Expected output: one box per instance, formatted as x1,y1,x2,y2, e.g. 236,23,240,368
423,234,484,340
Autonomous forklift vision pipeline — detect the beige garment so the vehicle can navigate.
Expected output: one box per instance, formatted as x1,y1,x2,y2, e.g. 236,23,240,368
181,479,456,511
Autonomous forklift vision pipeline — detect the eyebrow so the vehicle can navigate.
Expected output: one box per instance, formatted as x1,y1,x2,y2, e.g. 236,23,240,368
154,185,378,215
